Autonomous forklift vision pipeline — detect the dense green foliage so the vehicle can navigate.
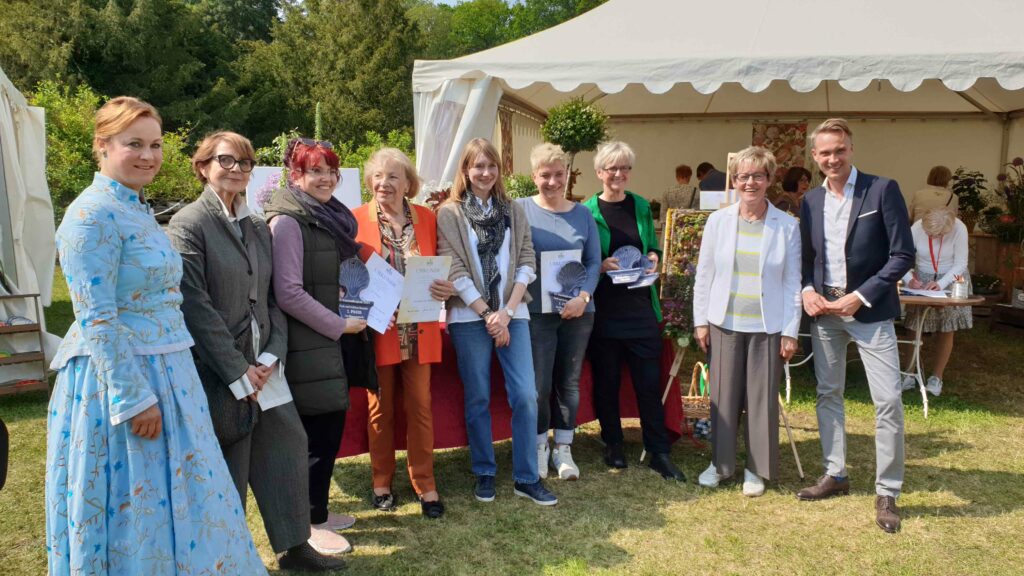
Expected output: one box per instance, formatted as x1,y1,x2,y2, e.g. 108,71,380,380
1,0,608,214
540,97,608,155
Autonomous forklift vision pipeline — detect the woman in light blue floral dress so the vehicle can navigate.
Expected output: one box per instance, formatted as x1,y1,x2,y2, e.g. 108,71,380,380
45,97,267,575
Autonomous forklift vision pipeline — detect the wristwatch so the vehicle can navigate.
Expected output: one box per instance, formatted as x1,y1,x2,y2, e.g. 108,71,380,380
505,307,515,317
580,293,591,304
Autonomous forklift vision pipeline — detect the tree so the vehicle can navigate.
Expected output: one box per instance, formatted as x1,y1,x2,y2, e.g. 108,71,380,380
541,97,608,198
446,0,512,56
507,0,607,39
231,0,422,146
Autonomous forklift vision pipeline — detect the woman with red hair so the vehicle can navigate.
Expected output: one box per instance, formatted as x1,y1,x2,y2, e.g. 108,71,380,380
264,138,369,557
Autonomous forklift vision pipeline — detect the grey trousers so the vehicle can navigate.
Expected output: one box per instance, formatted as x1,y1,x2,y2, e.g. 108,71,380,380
222,400,311,552
529,312,595,442
811,313,905,498
708,325,781,481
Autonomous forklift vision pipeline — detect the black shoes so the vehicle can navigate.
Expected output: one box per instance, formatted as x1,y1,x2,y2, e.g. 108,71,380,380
372,491,398,512
648,453,686,481
603,443,628,469
278,542,346,572
420,497,445,519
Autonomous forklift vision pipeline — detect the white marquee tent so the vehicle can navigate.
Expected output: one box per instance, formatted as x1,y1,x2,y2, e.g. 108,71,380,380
0,66,57,386
412,0,1024,199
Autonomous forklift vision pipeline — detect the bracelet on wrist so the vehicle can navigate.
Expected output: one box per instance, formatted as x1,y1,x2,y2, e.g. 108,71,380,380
479,307,494,319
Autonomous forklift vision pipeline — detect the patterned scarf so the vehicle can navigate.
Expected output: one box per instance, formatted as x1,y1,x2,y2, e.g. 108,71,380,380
461,191,509,310
290,185,361,260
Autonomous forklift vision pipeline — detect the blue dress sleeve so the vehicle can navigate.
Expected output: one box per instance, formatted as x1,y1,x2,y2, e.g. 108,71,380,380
57,209,157,426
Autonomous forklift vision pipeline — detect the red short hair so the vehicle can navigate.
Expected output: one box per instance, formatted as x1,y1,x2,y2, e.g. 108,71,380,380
288,142,340,180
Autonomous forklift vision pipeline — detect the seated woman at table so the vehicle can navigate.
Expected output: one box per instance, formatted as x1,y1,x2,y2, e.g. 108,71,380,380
693,146,801,497
437,137,558,506
518,143,601,481
582,140,685,481
353,148,455,518
901,207,971,397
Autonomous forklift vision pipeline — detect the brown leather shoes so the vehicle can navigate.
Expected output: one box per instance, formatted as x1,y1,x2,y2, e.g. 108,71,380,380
796,475,850,501
875,495,901,533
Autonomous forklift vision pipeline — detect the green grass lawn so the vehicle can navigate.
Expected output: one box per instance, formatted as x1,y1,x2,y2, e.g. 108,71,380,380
2,271,1023,575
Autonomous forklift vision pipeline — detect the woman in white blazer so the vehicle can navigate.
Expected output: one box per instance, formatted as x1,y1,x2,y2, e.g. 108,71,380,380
692,146,801,497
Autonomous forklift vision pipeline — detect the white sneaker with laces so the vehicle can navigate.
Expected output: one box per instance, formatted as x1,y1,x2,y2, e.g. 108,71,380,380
901,375,918,391
742,469,765,497
537,442,550,479
308,523,353,554
698,462,721,488
926,375,943,397
550,444,580,480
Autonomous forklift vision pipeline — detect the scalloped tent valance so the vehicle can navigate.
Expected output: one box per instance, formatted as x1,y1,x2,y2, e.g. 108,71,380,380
411,0,1024,188
413,0,1024,115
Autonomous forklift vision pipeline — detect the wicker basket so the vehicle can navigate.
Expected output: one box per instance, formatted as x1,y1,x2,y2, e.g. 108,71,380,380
682,362,710,420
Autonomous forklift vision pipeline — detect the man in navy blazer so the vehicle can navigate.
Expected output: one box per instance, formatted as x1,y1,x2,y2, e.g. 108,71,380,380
796,118,914,534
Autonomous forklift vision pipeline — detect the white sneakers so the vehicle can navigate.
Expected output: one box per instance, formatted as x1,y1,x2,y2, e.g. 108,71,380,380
901,375,918,391
698,462,765,497
698,463,722,488
323,511,356,531
550,444,579,480
926,375,943,396
742,469,765,497
308,524,352,555
537,442,550,479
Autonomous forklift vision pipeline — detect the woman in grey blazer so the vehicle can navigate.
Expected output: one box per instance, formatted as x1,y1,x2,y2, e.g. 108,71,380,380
692,146,801,498
168,131,345,572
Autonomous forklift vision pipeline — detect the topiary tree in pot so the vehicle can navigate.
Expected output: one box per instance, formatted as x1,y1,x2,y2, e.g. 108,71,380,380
540,97,608,199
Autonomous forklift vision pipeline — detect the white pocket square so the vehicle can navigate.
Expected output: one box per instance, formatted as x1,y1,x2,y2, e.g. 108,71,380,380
857,210,878,218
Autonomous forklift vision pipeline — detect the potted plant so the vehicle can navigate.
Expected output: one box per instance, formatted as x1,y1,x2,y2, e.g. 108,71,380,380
951,167,989,232
540,98,608,199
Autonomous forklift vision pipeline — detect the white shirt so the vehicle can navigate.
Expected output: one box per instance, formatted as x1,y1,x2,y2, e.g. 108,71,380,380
449,195,536,324
804,167,870,307
214,191,281,400
902,219,969,290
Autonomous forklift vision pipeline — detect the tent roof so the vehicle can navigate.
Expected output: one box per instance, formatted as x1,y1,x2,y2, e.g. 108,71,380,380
413,0,1024,116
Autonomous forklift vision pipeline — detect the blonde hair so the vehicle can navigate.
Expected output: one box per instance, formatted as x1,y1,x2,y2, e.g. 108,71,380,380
530,143,569,172
922,207,955,237
191,131,256,184
810,118,854,148
363,147,420,199
728,146,778,183
449,138,509,204
593,141,635,172
93,96,162,163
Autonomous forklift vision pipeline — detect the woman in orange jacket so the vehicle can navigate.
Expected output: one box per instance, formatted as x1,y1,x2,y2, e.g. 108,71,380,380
353,148,454,518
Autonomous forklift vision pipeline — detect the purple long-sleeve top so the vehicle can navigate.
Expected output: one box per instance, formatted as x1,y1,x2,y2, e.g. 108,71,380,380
268,214,347,340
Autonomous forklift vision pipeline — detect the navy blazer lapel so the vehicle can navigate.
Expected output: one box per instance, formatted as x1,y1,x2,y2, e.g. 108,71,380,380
845,174,869,239
809,187,826,259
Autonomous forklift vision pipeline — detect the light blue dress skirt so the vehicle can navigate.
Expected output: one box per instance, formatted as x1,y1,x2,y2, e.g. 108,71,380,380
45,350,268,575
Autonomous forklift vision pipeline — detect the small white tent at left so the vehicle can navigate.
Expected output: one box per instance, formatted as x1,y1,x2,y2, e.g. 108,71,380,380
0,66,59,387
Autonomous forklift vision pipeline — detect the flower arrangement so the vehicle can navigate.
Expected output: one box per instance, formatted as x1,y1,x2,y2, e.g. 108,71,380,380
660,209,708,347
981,157,1024,244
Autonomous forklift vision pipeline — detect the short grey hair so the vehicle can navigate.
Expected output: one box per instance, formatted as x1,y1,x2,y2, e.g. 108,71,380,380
921,207,955,237
728,146,778,182
530,143,569,172
593,140,635,172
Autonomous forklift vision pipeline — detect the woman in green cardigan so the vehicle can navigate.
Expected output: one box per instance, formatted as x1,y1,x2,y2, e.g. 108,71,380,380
582,141,684,482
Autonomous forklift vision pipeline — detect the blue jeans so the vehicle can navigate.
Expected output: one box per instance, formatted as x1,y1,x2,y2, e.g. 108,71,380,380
448,319,539,484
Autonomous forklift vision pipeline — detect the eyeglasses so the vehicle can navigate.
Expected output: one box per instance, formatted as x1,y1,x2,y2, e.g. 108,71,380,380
602,165,632,174
213,155,255,172
734,173,768,183
298,138,333,150
302,167,340,179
